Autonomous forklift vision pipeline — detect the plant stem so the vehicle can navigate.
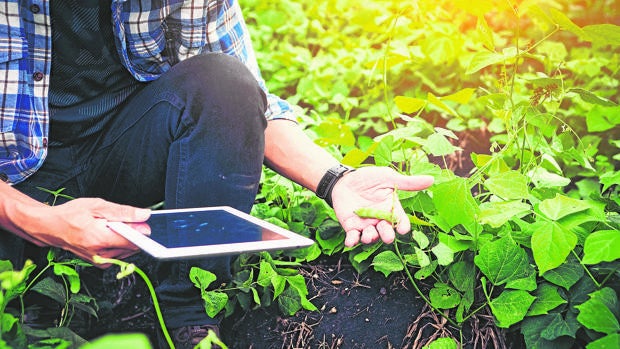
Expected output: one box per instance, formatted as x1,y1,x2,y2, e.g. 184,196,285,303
393,240,459,328
93,256,175,349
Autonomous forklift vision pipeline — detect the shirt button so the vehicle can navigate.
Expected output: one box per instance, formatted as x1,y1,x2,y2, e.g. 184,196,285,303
0,173,8,182
30,4,40,13
33,72,44,81
42,137,48,147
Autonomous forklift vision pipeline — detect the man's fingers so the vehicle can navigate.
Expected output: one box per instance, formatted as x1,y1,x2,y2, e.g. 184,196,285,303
345,229,362,247
390,172,434,191
376,220,396,244
83,198,151,222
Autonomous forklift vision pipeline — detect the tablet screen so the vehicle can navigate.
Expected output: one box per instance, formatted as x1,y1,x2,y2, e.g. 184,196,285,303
107,206,314,260
147,209,286,248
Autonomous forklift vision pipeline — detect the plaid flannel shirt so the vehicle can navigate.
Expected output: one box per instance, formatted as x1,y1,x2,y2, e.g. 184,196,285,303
0,0,295,185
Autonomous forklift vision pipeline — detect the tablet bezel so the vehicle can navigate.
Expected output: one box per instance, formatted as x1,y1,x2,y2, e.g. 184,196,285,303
106,206,315,260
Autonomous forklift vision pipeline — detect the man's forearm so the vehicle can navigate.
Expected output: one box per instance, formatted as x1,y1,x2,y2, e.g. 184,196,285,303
263,120,341,193
0,181,48,245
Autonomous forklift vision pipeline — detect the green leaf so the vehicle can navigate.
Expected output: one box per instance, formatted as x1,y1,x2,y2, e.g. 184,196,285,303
431,242,454,266
527,283,567,316
582,230,620,264
582,23,620,46
521,315,576,349
600,170,620,192
542,257,584,290
549,8,586,40
474,235,530,286
448,261,475,293
538,194,592,221
540,312,581,340
394,96,426,113
479,200,531,228
79,333,151,349
257,260,277,287
587,333,620,349
287,274,317,312
190,267,217,290
423,132,460,156
412,230,430,249
532,221,577,274
372,250,404,277
484,171,530,200
53,264,80,294
202,291,229,318
576,288,620,335
442,88,476,104
415,247,431,268
489,290,536,328
466,51,509,74
423,337,458,349
427,92,458,117
277,287,302,316
431,178,479,233
528,168,571,188
429,283,461,309
31,277,66,304
569,88,618,107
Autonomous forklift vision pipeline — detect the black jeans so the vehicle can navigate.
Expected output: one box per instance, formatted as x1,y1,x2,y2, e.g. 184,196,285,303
0,53,267,327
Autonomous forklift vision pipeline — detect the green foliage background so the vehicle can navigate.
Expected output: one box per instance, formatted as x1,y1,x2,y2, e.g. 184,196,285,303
1,1,619,348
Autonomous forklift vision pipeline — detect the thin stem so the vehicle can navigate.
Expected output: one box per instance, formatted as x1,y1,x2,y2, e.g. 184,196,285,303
394,240,460,328
93,256,175,349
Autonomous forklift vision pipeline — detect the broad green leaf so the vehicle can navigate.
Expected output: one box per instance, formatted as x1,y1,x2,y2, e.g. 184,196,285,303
190,267,217,290
431,242,454,266
521,315,576,349
412,230,430,249
394,96,426,113
429,283,461,309
570,88,618,107
582,24,620,46
587,333,620,349
53,264,80,294
542,257,584,290
582,230,620,264
477,16,494,51
423,132,460,156
489,290,536,328
528,168,571,188
277,287,302,316
342,148,370,167
538,194,592,221
466,51,508,74
600,170,620,192
372,250,404,277
527,283,567,316
80,333,151,349
442,88,476,104
484,170,530,200
532,221,577,274
427,92,458,117
549,8,586,40
479,200,531,228
257,260,277,287
474,235,530,286
287,274,317,311
540,312,581,340
438,232,473,253
431,178,479,232
505,268,537,291
423,337,458,349
448,261,475,293
576,287,620,335
31,277,66,304
415,247,431,268
315,117,355,147
202,291,228,318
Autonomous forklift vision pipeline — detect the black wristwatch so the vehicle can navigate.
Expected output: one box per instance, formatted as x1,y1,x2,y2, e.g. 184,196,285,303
316,164,355,206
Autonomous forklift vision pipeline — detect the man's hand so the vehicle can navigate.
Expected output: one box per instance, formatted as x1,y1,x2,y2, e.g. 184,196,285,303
21,198,151,264
330,167,433,247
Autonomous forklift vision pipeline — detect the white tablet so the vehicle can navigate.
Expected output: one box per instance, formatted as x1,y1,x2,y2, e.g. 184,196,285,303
106,206,315,260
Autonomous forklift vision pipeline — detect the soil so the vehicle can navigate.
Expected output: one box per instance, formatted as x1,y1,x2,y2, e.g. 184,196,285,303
34,253,523,349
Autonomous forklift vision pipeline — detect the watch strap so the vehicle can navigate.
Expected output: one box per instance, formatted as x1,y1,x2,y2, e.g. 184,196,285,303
316,164,354,206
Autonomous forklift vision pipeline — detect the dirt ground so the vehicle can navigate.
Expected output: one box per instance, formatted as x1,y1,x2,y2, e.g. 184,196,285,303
52,253,522,349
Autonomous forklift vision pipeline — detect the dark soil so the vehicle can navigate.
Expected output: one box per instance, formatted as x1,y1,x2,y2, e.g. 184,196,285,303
31,253,521,349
